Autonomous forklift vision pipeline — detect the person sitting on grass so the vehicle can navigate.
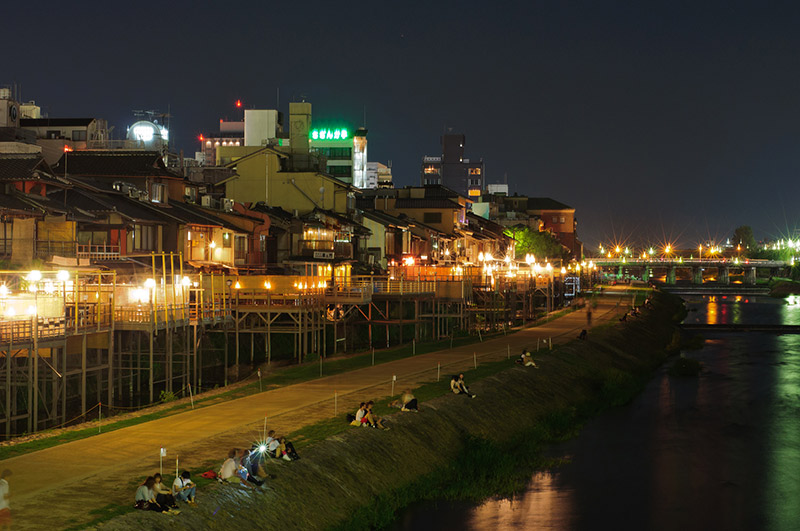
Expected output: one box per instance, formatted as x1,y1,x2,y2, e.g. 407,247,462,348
249,444,269,478
390,390,420,412
219,449,254,489
451,374,476,398
172,471,197,506
400,389,419,411
365,401,389,430
238,449,264,485
351,403,368,427
135,476,177,514
153,473,179,510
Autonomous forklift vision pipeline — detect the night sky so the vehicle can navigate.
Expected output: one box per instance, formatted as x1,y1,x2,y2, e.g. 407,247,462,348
6,1,800,249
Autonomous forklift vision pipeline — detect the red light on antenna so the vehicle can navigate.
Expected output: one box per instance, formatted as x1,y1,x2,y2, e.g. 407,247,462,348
199,134,204,142
63,145,73,152
235,99,242,108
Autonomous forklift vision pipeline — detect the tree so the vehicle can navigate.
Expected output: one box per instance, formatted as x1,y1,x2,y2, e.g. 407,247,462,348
732,225,756,254
504,225,569,261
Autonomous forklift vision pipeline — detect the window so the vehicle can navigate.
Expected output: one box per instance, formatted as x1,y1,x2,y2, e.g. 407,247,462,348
151,183,166,203
327,165,352,177
552,216,558,223
222,232,232,248
46,130,60,139
259,234,267,252
72,130,87,141
424,165,440,175
560,216,565,224
423,212,442,224
469,168,481,176
184,186,196,202
133,224,157,251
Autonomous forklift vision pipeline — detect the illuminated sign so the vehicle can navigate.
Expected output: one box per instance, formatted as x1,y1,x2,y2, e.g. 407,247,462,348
310,128,349,141
468,189,481,197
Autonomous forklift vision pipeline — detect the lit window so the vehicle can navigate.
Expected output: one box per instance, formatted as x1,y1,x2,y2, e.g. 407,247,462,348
469,168,481,175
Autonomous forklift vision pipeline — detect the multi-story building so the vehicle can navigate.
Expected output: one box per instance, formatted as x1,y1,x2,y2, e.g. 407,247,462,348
309,125,368,187
367,161,393,189
420,133,484,198
198,119,245,166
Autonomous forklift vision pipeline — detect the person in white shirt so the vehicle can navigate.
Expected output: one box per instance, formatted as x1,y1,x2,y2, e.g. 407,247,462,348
172,470,197,506
219,449,253,489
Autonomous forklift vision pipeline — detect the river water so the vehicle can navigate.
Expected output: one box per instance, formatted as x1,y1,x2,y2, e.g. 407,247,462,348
390,294,800,531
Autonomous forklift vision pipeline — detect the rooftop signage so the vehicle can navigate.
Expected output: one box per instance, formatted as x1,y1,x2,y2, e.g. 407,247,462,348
310,128,349,141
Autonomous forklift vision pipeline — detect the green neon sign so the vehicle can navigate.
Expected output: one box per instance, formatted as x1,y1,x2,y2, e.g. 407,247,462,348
310,128,349,140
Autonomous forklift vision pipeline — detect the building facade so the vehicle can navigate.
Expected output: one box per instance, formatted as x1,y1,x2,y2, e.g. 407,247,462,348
420,133,484,198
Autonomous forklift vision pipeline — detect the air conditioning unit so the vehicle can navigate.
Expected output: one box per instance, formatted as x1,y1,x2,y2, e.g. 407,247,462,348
222,198,234,212
201,195,213,207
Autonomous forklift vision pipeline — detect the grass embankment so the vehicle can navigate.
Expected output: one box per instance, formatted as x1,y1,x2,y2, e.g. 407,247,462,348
0,323,528,462
103,291,680,531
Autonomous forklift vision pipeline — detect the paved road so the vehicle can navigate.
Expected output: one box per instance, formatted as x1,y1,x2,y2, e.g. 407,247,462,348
2,290,633,529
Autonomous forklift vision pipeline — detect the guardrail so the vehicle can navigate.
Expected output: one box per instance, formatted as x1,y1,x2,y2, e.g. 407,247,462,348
77,244,122,261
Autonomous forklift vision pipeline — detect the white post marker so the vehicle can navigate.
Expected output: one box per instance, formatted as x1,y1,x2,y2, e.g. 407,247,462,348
263,413,268,442
334,391,338,415
413,339,416,355
176,455,179,480
391,374,396,396
258,368,262,392
537,338,540,351
478,329,483,342
160,447,166,476
473,351,477,369
437,362,441,382
549,337,553,350
188,383,195,410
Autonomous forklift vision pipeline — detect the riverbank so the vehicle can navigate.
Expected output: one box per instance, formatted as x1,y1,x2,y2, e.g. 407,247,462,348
104,291,681,530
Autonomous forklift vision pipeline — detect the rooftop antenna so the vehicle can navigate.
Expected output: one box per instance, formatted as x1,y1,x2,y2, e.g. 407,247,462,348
363,105,367,128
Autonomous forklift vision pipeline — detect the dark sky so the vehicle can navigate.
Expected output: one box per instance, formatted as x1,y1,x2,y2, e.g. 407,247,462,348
7,1,800,249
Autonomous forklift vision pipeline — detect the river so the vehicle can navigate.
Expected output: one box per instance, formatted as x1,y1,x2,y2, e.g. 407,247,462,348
390,293,800,530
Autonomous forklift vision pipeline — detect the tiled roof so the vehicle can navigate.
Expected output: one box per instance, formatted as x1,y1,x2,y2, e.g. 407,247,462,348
161,201,241,231
0,154,63,185
526,197,573,211
52,151,181,179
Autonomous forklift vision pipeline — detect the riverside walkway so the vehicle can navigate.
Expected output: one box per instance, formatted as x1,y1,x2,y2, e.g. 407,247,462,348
3,290,633,529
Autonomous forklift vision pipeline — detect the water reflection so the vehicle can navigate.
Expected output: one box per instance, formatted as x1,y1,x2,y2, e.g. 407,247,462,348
392,296,800,530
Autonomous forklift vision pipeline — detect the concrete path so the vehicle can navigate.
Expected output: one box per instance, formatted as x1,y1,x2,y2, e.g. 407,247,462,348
2,289,633,529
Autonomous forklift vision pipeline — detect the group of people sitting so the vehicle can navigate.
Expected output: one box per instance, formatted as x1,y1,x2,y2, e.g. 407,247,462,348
217,437,301,489
135,471,196,514
350,400,390,429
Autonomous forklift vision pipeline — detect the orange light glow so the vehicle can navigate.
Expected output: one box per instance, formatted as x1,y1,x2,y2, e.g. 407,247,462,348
199,134,204,142
235,99,242,108
63,145,73,152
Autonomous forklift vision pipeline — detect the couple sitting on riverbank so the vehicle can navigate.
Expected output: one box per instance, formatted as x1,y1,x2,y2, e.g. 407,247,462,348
451,374,476,398
219,448,264,488
349,401,390,429
516,349,539,367
134,471,196,514
265,430,300,461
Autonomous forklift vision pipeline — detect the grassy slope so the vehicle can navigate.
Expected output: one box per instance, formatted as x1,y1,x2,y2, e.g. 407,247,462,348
101,291,679,530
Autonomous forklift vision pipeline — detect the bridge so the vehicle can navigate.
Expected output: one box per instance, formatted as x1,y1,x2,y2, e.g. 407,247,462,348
682,323,800,333
591,257,788,285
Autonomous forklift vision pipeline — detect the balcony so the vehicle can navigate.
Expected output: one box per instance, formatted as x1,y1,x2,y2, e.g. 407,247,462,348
299,240,353,260
77,244,122,261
